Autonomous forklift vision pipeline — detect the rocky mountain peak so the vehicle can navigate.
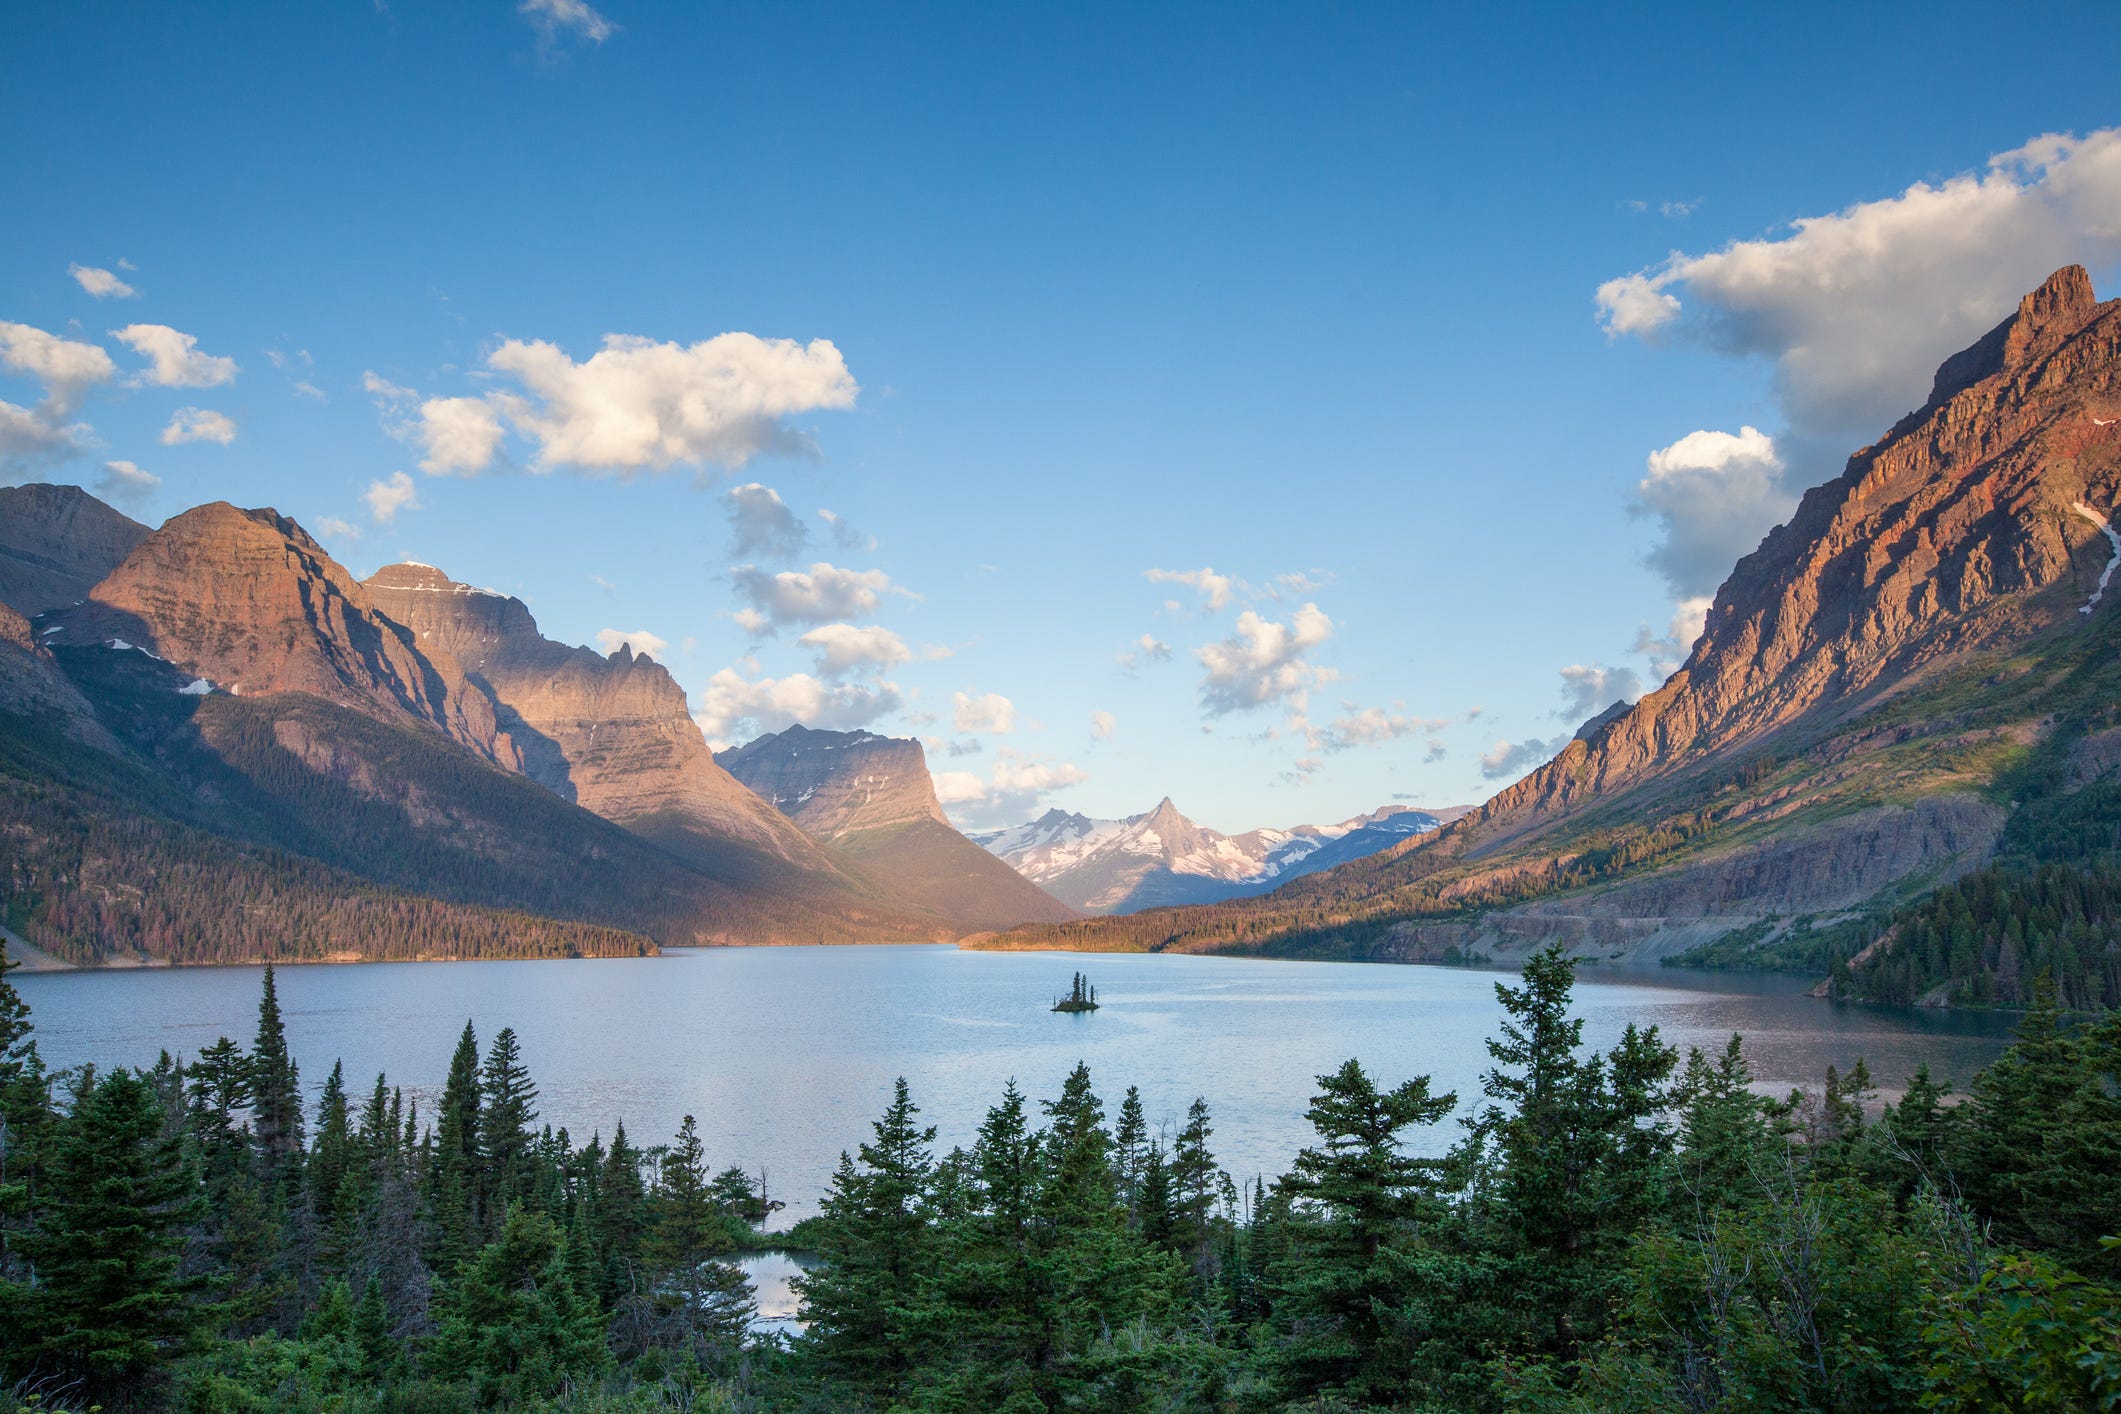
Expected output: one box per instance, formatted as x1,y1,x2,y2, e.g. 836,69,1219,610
720,725,949,839
1475,265,2121,845
53,501,516,765
0,482,150,617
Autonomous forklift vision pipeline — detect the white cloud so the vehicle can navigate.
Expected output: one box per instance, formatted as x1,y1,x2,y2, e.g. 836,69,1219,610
953,691,1017,734
363,370,418,405
1197,604,1335,714
93,459,159,509
1146,566,1235,611
363,471,419,524
68,264,136,299
693,669,902,747
293,380,327,402
0,320,116,415
415,395,509,475
730,561,896,632
1556,663,1645,723
934,748,1088,829
1597,128,2121,440
799,623,912,677
1316,706,1449,753
818,508,875,550
1630,425,1793,602
1632,596,1713,680
1090,710,1115,741
0,400,85,472
1480,737,1565,781
413,332,858,477
726,482,807,558
520,0,615,44
1117,633,1173,671
595,628,668,659
160,406,238,446
314,515,362,541
111,324,238,388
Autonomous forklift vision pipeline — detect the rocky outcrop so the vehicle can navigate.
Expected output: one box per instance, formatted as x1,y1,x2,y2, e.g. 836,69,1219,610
720,725,950,839
50,505,518,766
0,483,149,616
722,725,1078,930
362,563,827,869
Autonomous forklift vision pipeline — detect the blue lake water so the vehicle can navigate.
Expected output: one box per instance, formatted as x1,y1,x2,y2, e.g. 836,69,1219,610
13,944,2019,1226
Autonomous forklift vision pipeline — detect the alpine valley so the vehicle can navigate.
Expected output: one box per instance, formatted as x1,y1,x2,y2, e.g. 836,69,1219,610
5,271,2121,1014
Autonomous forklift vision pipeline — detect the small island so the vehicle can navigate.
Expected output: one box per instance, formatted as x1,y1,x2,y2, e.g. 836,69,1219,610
1051,971,1101,1013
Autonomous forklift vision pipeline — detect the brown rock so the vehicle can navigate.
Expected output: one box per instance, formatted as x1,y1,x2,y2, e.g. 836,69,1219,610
362,562,829,869
54,504,518,766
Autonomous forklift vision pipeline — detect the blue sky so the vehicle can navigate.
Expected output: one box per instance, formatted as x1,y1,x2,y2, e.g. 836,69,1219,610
7,1,2121,831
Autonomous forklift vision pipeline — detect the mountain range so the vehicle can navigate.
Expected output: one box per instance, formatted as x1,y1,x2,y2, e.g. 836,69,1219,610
990,267,2121,1009
6,267,2120,1005
970,799,1447,913
0,492,1074,966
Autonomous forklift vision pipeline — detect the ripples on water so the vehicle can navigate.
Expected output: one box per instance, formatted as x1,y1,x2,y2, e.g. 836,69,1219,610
16,945,2019,1224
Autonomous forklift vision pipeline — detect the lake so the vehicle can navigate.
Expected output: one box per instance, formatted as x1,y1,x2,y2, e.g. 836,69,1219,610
12,944,2020,1228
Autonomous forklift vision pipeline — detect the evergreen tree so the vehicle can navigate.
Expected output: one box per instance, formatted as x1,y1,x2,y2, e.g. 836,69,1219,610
797,1076,941,1405
1113,1084,1149,1220
249,965,305,1198
426,1204,608,1406
309,1058,354,1229
429,1020,482,1265
638,1115,753,1354
1458,944,1676,1363
595,1121,648,1304
477,1025,538,1220
1169,1095,1221,1262
1274,1058,1456,1403
18,1067,207,1381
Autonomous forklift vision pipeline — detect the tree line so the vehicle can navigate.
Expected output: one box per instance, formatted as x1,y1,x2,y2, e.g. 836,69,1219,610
2,943,2117,1411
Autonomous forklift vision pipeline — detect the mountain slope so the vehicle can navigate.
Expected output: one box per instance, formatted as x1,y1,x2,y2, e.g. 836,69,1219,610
988,267,2121,967
973,798,1440,913
361,562,840,885
0,482,149,616
48,503,518,766
721,725,1078,930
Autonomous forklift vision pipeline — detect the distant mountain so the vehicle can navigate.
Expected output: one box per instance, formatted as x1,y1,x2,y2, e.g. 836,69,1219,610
722,725,1079,930
0,482,149,616
971,798,1440,913
989,267,2121,1004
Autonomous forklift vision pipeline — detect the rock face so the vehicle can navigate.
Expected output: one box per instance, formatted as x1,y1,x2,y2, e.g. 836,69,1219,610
975,798,1441,914
0,482,149,616
1480,265,2121,845
1006,268,2121,962
362,562,827,869
51,504,517,765
720,725,950,838
0,600,115,747
722,725,1078,929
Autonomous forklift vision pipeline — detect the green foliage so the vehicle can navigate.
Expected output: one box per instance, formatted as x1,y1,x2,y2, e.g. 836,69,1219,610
14,1066,208,1383
426,1206,608,1407
10,950,2121,1412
